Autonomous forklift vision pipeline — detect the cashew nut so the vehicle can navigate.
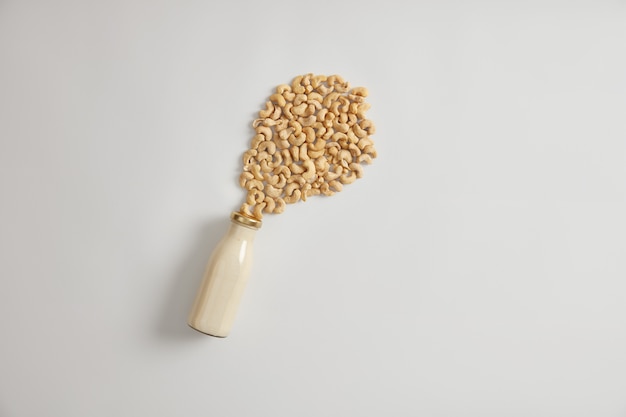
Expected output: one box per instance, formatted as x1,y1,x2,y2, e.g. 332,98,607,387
239,172,254,187
269,93,286,107
253,202,266,220
246,189,265,205
274,198,286,213
301,159,316,182
257,125,273,140
264,184,282,199
245,179,263,191
340,171,356,184
263,196,276,213
357,154,373,164
251,164,264,180
258,141,276,155
351,87,368,97
259,101,274,118
276,84,291,94
243,149,257,167
349,163,364,179
299,115,316,127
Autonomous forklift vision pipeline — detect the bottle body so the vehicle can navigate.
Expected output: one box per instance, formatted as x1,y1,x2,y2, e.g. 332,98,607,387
187,214,260,337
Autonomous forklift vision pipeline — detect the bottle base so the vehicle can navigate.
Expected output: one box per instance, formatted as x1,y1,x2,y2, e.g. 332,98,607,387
187,323,227,338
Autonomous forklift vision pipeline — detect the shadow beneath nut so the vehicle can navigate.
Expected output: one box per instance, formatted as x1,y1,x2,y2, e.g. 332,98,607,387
156,218,229,342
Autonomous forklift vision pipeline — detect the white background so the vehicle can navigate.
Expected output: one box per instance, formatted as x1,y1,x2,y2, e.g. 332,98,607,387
1,1,625,416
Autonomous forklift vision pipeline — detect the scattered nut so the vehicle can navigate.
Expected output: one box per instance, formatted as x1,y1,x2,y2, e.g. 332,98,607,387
239,74,377,219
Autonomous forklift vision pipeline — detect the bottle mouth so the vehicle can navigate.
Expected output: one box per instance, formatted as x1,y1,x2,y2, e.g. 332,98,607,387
230,211,262,229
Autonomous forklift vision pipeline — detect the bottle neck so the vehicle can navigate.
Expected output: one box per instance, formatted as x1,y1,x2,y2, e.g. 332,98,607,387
228,220,258,241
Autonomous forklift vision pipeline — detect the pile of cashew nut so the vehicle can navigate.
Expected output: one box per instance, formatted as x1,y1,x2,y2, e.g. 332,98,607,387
239,74,377,220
